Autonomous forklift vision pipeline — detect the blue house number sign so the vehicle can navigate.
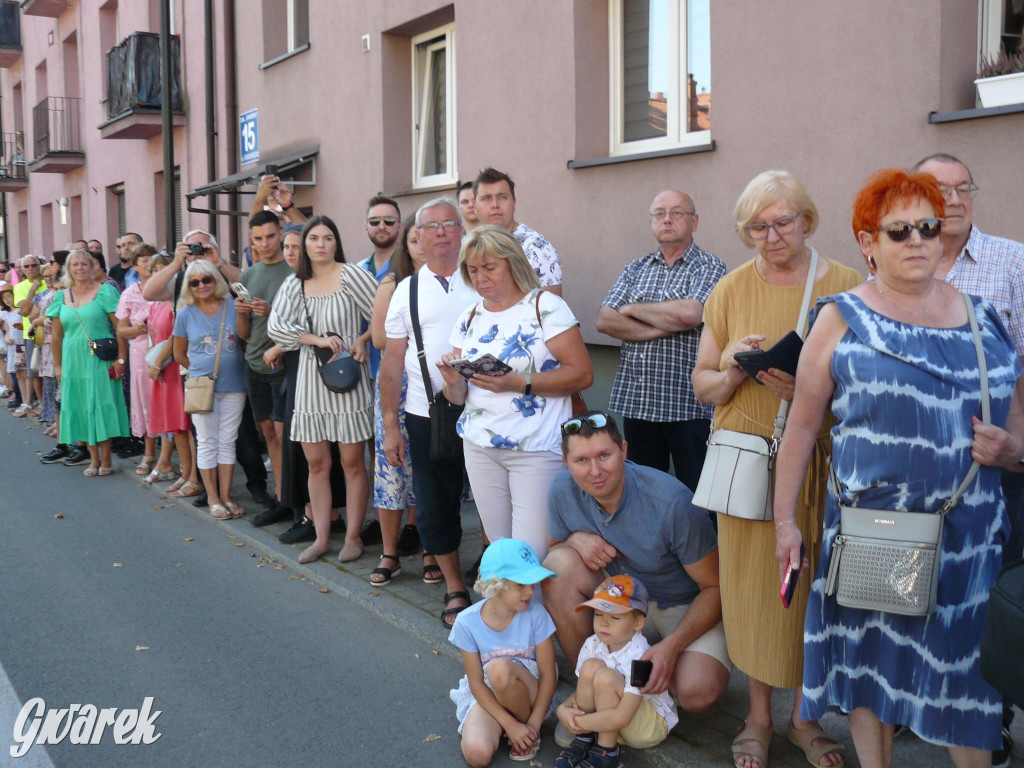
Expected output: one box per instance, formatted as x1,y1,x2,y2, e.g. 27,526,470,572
240,109,259,165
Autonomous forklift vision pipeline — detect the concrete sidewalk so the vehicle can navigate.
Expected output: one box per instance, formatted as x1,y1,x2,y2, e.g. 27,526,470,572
122,458,1021,768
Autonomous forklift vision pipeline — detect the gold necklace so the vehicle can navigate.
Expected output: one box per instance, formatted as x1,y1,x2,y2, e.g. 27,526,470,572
873,279,944,317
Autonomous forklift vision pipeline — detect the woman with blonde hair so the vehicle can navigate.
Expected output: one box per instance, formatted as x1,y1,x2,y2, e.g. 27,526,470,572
46,249,130,476
172,259,249,520
692,171,860,768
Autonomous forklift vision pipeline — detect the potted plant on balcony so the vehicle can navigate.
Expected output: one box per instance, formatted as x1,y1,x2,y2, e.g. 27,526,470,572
975,46,1024,108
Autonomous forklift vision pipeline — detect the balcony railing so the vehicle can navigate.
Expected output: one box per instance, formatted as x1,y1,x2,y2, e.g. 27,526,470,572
0,131,27,180
32,96,82,158
106,32,182,120
0,0,20,48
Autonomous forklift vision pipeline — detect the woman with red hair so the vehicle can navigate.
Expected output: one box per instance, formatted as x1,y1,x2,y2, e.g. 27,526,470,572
775,168,1024,768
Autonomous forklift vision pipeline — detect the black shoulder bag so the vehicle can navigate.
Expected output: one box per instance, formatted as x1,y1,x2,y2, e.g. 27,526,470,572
301,276,360,394
69,287,119,361
409,272,464,462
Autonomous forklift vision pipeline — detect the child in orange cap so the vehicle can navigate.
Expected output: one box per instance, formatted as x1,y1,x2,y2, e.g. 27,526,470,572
555,574,678,768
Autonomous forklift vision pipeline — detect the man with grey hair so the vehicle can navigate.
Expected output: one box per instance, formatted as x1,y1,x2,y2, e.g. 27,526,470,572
381,197,478,627
913,152,1024,768
12,254,47,418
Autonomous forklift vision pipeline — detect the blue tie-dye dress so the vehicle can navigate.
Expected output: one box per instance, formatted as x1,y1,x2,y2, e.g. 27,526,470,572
800,292,1020,750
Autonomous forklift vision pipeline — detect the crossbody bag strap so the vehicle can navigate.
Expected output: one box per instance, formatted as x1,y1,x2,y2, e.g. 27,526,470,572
770,247,820,442
940,294,990,515
211,301,227,381
409,273,436,404
300,278,326,373
68,287,95,346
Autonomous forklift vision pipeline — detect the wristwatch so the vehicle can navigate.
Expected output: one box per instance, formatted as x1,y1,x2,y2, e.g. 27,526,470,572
117,358,126,365
523,371,532,396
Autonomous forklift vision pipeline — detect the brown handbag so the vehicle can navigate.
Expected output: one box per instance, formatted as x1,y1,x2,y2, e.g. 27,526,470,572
183,303,226,414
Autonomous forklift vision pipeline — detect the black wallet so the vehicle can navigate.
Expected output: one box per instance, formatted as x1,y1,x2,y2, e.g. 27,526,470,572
733,331,803,382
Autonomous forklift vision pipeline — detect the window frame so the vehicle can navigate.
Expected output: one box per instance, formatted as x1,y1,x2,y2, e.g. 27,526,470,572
287,0,308,54
979,0,1022,64
608,0,710,157
410,23,457,190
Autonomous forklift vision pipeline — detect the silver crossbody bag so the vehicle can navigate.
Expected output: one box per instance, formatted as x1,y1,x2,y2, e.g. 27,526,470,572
692,248,819,522
823,294,989,616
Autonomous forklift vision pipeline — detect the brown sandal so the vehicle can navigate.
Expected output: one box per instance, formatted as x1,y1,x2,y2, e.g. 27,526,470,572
787,724,845,768
732,724,772,768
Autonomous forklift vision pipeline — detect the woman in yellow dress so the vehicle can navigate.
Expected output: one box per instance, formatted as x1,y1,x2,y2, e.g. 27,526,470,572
692,171,860,768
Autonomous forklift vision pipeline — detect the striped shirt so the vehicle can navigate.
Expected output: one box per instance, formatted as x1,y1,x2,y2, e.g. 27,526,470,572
943,226,1024,358
603,243,725,421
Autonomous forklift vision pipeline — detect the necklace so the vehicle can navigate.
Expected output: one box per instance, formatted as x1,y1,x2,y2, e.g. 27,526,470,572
873,279,944,317
755,252,811,285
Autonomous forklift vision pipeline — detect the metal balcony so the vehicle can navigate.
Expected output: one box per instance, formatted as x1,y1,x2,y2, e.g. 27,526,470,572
0,0,21,68
29,96,84,173
0,131,28,190
100,31,185,140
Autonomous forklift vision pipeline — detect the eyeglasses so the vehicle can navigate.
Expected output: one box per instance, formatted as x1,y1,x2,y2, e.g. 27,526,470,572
561,413,610,435
937,182,978,200
650,209,695,222
871,218,943,243
418,220,462,234
744,214,800,240
367,216,399,227
188,276,215,288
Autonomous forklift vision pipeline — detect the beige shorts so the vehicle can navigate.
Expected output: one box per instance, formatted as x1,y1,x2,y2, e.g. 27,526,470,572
619,698,669,749
642,600,731,670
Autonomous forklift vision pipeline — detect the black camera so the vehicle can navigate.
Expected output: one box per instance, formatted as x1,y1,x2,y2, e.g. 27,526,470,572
188,243,206,256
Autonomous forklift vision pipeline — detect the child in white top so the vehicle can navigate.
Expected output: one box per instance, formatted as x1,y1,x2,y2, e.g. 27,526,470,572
448,538,558,766
555,575,677,768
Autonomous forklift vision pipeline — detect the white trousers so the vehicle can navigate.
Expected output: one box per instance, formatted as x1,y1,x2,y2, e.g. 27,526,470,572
463,440,565,561
192,391,246,470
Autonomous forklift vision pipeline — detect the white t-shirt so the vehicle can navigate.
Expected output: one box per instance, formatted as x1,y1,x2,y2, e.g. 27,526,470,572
512,223,562,288
385,264,478,418
450,289,579,453
576,631,678,731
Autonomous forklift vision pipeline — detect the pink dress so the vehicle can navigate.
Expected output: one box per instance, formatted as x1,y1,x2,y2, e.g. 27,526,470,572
115,284,153,438
147,300,190,433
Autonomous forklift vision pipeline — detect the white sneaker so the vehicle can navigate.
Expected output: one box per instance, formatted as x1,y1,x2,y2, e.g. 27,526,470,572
0,386,9,398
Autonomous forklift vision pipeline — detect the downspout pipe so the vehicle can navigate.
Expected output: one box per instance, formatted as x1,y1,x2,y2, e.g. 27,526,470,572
204,0,216,238
224,0,239,265
159,0,175,251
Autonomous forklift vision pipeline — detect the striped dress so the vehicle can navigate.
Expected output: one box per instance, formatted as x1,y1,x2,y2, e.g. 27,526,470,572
800,292,1019,750
268,265,378,443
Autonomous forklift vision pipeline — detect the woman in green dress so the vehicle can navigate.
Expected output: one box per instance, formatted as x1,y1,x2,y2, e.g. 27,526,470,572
47,249,130,476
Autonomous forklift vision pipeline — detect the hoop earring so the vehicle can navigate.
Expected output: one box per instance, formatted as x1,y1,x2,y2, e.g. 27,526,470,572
866,255,876,273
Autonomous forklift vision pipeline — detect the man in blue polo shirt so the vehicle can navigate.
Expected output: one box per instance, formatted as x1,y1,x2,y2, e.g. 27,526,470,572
356,194,402,382
542,411,730,714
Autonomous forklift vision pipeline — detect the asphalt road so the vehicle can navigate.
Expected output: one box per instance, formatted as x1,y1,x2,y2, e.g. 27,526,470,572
0,422,504,768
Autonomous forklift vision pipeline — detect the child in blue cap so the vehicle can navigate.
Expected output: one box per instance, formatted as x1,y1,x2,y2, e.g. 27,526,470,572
448,537,558,765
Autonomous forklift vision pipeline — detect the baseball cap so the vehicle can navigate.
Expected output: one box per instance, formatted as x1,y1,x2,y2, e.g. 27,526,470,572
575,574,649,615
479,538,557,585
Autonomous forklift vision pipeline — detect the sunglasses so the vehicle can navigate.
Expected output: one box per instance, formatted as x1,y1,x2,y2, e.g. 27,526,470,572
367,216,399,227
188,276,215,288
872,218,942,243
561,413,610,435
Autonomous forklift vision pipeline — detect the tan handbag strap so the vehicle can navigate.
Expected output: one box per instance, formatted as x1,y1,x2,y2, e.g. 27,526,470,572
210,301,227,381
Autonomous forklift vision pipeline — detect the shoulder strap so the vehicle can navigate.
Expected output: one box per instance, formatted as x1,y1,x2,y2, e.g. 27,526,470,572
67,286,96,345
211,301,227,381
409,273,436,404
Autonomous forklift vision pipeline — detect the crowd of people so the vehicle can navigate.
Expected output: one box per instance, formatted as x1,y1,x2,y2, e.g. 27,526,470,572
1,156,1022,768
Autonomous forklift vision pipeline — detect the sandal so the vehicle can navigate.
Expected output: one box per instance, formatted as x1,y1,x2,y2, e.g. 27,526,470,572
787,723,845,768
98,466,113,477
135,456,156,475
440,590,472,628
143,469,176,485
370,554,402,586
210,504,233,520
510,738,541,762
732,724,772,768
422,554,444,584
83,466,99,478
224,501,245,518
167,477,187,493
171,480,203,498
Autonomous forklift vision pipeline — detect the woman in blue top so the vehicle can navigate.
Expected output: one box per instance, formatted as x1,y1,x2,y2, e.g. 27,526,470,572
173,260,250,520
775,169,1024,768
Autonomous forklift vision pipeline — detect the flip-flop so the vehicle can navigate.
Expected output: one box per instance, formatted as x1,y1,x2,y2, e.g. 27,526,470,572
787,724,845,768
733,724,772,768
210,504,233,520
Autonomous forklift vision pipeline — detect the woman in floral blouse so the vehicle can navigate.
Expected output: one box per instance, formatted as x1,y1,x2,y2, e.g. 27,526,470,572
438,226,592,559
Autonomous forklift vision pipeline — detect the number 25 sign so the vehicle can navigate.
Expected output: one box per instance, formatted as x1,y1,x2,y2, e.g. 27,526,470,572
239,109,259,165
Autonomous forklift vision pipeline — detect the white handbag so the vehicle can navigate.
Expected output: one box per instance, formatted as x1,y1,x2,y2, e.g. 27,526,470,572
691,249,819,522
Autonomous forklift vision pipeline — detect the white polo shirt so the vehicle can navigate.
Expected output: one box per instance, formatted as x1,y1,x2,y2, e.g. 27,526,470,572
385,264,478,418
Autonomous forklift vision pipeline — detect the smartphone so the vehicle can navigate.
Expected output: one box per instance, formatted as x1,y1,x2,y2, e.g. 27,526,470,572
230,282,252,302
265,164,279,177
327,350,352,365
629,659,653,688
780,542,806,609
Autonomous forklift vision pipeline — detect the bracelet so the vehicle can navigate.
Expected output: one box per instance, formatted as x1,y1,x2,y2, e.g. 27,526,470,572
282,202,294,211
775,519,798,530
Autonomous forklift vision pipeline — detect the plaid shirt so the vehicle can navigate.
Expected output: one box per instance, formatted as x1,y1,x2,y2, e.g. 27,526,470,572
603,243,725,421
944,226,1024,358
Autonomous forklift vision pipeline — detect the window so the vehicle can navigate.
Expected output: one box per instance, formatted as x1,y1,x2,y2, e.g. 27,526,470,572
608,0,710,156
287,0,309,53
261,0,308,66
411,24,456,188
980,0,1024,63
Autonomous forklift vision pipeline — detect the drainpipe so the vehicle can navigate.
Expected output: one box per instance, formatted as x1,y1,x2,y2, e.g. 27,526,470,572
204,0,216,238
159,0,174,251
224,0,239,265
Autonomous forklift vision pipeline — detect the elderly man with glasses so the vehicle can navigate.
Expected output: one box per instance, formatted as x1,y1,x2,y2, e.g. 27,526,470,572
913,153,1024,768
541,411,730,719
595,190,725,493
12,254,48,417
